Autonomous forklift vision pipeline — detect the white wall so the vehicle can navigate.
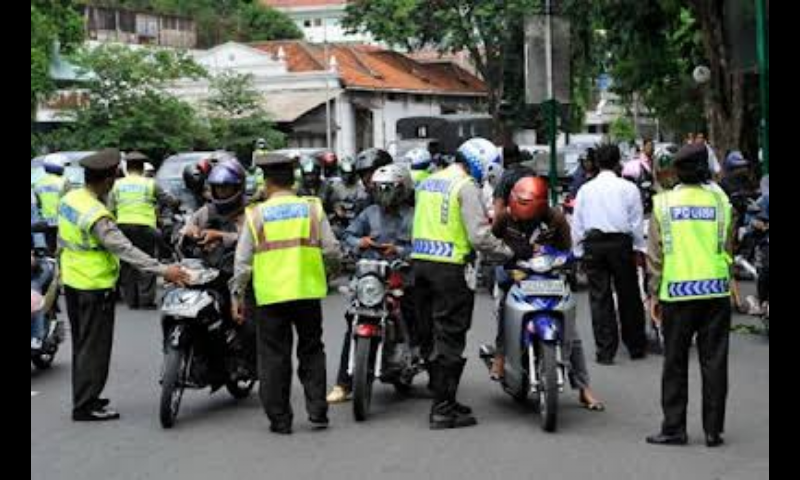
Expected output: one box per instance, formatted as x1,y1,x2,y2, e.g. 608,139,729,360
373,95,442,150
336,95,357,157
192,42,288,77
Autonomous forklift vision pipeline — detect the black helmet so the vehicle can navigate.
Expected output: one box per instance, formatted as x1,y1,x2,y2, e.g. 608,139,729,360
183,162,207,195
354,148,393,174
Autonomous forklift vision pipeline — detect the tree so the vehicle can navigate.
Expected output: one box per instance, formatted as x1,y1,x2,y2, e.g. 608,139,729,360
205,71,285,161
235,2,304,43
344,0,541,135
609,117,636,143
58,44,209,160
31,0,84,115
685,0,753,155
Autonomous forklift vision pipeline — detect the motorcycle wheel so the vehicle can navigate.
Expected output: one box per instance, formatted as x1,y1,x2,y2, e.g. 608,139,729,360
160,346,187,429
537,343,559,433
353,337,375,422
31,351,55,370
226,378,255,399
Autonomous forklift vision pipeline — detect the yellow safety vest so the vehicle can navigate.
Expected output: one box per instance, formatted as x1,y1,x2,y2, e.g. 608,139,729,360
58,188,120,290
654,185,732,302
111,175,157,228
34,174,65,221
412,165,473,265
246,194,327,306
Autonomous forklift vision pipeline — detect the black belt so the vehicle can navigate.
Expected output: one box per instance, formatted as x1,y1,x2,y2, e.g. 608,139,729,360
585,230,632,242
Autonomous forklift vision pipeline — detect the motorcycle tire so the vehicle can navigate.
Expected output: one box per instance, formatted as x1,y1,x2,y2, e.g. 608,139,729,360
537,343,559,433
353,337,375,422
31,350,55,370
225,378,255,399
160,346,187,429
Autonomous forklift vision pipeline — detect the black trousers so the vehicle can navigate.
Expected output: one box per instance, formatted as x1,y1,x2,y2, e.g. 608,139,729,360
660,298,731,436
583,233,646,360
65,287,116,413
118,224,158,308
255,300,327,427
414,261,474,366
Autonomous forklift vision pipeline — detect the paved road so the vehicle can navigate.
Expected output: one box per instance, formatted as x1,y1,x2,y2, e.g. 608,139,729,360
31,285,769,480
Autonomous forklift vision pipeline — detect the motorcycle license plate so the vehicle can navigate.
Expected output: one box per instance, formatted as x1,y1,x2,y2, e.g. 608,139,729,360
519,279,566,296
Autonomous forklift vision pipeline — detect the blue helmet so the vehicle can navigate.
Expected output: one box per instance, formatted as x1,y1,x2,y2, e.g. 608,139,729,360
724,151,749,171
208,159,246,215
404,148,432,171
456,138,501,184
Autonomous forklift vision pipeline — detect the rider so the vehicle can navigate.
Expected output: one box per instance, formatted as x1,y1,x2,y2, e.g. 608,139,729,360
322,155,368,236
297,154,324,198
491,176,604,410
182,159,256,366
354,148,393,208
326,164,416,404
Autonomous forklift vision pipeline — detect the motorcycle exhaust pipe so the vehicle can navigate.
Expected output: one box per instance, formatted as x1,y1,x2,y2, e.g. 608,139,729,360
529,345,539,394
478,344,495,371
735,255,759,279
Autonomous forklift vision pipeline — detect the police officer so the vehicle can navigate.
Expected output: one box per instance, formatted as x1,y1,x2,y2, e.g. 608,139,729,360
413,138,511,430
109,152,178,309
646,143,733,448
231,152,341,435
404,148,433,186
33,155,68,252
59,149,188,421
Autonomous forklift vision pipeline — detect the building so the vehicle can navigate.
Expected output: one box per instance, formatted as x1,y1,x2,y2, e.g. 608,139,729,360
171,41,487,157
83,4,197,49
261,0,371,44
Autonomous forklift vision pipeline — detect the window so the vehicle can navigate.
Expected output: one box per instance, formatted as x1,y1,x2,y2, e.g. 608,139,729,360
304,19,312,28
314,18,323,27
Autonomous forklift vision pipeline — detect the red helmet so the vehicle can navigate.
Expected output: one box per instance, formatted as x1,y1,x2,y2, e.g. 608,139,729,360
509,176,549,221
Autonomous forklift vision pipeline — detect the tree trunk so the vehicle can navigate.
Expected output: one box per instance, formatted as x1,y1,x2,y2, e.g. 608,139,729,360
690,0,746,156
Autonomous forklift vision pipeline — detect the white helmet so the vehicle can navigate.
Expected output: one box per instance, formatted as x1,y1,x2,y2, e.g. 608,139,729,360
43,153,67,175
403,148,432,171
371,164,413,208
457,138,501,184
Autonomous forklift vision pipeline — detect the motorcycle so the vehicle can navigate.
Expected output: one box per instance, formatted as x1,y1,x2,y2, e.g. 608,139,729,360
342,258,423,421
480,245,574,432
30,254,64,370
158,237,256,429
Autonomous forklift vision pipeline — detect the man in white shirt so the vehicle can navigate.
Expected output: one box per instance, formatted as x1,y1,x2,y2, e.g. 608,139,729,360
572,144,647,364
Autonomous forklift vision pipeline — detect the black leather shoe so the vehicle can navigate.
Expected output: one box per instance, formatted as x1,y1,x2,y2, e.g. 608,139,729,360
646,432,688,446
269,423,293,435
705,433,724,447
453,401,473,415
309,415,329,430
596,357,615,366
72,407,121,422
430,401,477,430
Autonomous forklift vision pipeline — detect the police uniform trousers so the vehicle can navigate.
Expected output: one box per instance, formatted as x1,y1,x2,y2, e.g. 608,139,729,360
255,300,327,427
660,297,731,436
65,286,116,414
118,224,158,308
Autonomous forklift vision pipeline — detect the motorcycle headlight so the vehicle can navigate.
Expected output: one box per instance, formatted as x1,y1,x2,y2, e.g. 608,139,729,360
162,289,214,319
530,255,555,273
356,276,385,308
